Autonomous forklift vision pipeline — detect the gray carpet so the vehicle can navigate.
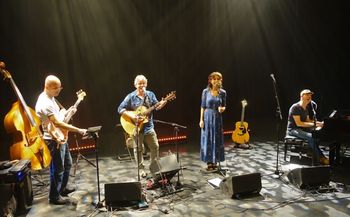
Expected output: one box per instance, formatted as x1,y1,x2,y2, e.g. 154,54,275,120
25,140,350,217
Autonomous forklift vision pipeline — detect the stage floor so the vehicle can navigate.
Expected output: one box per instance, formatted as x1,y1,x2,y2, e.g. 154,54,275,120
24,139,350,217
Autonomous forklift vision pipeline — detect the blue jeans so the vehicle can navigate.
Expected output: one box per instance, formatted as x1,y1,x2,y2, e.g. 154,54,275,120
46,140,73,201
288,129,324,159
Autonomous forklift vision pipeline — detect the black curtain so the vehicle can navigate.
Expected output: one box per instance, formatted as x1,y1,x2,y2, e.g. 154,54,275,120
1,0,349,159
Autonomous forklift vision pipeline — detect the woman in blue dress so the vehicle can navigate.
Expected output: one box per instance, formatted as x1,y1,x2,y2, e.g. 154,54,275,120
199,72,226,170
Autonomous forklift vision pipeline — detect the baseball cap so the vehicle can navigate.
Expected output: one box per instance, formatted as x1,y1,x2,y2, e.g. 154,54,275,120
300,89,314,96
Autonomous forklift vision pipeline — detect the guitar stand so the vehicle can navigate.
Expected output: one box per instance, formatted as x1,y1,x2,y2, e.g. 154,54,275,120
72,133,96,177
115,124,134,162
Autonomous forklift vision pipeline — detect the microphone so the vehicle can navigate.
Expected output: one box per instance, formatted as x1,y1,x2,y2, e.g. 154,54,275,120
311,100,317,110
142,87,146,92
270,74,276,82
215,81,222,89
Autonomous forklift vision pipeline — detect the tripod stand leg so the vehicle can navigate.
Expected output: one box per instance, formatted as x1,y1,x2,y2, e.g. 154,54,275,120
73,153,81,176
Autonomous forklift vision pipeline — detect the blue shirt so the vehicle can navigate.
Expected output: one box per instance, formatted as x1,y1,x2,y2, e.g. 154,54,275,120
118,90,159,134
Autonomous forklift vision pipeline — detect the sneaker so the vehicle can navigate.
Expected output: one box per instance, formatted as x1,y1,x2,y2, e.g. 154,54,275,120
49,197,70,205
60,187,76,196
140,170,147,178
320,157,330,165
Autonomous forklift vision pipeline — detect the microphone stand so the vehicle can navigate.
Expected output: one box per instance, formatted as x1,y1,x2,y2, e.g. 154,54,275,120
311,102,317,166
153,119,186,189
270,75,283,177
135,118,141,182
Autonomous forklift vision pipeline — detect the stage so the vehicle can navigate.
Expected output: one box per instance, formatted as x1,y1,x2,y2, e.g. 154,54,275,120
22,139,350,217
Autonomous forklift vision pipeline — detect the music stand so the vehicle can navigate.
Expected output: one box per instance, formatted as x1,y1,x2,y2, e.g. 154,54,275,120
82,126,103,208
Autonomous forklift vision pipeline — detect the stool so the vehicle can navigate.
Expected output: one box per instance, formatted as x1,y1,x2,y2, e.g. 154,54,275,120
284,135,309,161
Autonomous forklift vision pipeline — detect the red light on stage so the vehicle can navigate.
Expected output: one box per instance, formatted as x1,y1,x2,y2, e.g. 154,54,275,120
158,135,187,145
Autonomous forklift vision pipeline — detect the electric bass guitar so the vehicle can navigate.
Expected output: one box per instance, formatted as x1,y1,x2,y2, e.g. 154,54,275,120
120,91,176,135
232,99,250,144
48,89,86,144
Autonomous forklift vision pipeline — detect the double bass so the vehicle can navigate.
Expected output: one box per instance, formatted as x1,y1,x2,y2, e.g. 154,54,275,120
1,61,51,170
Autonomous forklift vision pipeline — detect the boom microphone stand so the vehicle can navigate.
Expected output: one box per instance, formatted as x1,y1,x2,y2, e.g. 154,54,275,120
270,74,283,177
153,119,187,189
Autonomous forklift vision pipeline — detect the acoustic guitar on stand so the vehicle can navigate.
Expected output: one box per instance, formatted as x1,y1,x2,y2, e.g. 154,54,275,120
232,99,250,145
120,91,176,135
48,89,86,145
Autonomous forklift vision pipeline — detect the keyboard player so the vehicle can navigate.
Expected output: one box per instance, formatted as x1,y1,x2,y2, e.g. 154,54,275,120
286,89,329,165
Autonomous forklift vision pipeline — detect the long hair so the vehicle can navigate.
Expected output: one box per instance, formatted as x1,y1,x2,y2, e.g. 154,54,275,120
207,72,223,89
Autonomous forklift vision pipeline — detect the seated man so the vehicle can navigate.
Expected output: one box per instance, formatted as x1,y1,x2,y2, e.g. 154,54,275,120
286,89,329,165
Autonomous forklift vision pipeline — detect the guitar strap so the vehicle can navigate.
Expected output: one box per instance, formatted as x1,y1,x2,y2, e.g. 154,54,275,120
54,98,66,110
142,91,151,108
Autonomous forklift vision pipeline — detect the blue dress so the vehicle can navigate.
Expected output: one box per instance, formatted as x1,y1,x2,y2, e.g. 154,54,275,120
200,88,226,163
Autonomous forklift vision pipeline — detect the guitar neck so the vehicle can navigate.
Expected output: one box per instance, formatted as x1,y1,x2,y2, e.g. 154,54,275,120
10,78,41,128
142,102,159,116
240,107,246,124
73,98,83,109
63,99,82,123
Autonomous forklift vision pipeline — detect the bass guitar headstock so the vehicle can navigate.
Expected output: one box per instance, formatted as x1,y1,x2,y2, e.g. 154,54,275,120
76,89,87,101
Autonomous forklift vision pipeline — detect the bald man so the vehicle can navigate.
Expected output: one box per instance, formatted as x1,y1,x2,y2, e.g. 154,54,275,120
35,75,87,205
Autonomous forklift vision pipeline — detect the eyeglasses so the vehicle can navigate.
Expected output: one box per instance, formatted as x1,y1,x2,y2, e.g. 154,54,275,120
48,86,63,90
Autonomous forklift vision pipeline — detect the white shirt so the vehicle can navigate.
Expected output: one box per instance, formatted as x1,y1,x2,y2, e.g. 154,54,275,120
35,92,61,139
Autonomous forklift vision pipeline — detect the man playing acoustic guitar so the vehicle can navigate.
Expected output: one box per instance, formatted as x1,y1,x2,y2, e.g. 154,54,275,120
118,75,169,178
35,75,87,205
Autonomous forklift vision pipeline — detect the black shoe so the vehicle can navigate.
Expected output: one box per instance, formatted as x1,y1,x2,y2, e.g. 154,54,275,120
60,187,76,196
49,197,70,205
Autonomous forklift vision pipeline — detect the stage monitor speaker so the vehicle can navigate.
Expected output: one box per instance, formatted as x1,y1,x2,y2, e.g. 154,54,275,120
104,182,142,207
287,166,330,189
149,154,180,181
220,173,261,198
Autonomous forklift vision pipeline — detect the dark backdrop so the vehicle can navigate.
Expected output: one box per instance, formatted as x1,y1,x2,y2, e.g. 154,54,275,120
1,0,349,159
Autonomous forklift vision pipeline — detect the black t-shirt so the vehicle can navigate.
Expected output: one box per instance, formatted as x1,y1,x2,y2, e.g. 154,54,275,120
287,102,310,132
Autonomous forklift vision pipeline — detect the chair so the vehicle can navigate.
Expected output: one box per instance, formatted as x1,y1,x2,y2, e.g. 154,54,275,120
283,135,310,161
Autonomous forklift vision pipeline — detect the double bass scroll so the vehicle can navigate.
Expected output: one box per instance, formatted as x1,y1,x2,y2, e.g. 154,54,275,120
1,61,51,170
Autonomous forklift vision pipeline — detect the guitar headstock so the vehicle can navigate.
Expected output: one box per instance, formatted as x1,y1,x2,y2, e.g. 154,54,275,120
241,99,248,107
76,89,87,101
0,61,12,80
163,91,176,102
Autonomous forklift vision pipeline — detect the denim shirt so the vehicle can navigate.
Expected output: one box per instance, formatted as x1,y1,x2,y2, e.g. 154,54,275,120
118,90,159,134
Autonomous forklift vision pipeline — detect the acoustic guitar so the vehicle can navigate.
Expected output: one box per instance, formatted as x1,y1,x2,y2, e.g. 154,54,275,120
48,90,86,144
120,91,176,135
232,99,250,144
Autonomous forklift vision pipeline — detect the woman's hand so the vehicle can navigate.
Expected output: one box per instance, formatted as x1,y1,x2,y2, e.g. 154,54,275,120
199,120,204,128
218,106,226,113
